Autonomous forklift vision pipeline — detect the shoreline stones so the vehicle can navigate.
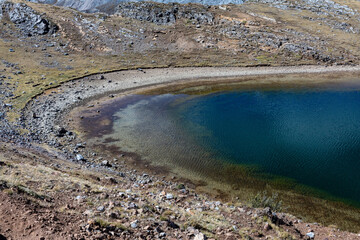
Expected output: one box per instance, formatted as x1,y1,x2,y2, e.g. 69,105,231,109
76,154,85,161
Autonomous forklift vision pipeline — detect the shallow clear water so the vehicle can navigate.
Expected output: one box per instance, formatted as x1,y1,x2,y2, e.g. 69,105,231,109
95,87,360,203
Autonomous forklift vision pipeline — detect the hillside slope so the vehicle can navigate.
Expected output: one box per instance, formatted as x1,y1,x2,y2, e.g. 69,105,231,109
27,0,245,12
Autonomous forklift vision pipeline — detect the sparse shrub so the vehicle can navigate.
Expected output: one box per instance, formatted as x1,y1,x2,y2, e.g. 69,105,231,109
112,222,127,231
17,185,47,200
250,191,283,212
3,189,13,195
94,219,127,231
143,204,155,213
176,183,185,189
95,218,110,228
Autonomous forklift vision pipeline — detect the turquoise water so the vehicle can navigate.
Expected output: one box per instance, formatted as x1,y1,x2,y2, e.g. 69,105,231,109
94,86,360,204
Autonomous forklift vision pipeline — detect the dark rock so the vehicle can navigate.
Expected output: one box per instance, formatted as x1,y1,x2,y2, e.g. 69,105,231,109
101,160,112,167
115,2,214,25
167,220,179,229
2,2,58,36
4,104,12,108
56,126,67,137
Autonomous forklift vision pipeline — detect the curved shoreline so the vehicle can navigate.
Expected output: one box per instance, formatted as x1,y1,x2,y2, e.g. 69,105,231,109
24,65,360,147
21,65,360,235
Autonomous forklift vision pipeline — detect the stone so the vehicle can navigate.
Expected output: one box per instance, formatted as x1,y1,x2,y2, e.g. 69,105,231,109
75,195,83,200
83,210,93,216
97,206,105,212
264,222,272,231
306,232,315,239
166,193,174,200
194,233,207,240
167,220,179,229
76,154,85,161
108,212,119,219
56,127,67,137
101,160,111,167
75,143,85,149
130,220,138,228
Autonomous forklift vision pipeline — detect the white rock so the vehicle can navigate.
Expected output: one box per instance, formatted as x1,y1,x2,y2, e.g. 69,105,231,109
306,232,315,239
194,233,207,240
166,193,174,200
76,154,84,161
130,220,138,228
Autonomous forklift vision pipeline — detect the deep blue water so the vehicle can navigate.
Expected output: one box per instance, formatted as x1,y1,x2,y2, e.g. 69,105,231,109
179,90,360,202
102,88,360,203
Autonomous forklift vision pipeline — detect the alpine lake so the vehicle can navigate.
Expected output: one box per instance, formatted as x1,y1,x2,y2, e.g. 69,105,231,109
75,74,360,231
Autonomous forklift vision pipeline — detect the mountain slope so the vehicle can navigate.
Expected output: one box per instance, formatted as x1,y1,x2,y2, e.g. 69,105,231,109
28,0,245,12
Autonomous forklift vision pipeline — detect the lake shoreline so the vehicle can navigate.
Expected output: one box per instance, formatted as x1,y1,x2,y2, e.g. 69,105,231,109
20,65,360,236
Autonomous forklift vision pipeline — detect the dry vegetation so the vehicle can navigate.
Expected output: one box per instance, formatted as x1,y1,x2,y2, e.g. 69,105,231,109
1,0,360,238
1,0,360,118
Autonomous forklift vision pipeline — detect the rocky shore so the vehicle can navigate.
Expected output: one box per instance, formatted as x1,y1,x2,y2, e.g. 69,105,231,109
1,66,360,239
23,65,360,147
8,66,358,239
1,0,360,239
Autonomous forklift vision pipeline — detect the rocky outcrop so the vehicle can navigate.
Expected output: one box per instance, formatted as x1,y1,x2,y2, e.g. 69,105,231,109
115,2,214,25
0,0,4,20
251,0,360,33
2,2,58,36
27,0,244,13
28,0,121,13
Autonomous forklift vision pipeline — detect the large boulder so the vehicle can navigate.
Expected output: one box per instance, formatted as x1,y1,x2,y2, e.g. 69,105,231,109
2,2,58,36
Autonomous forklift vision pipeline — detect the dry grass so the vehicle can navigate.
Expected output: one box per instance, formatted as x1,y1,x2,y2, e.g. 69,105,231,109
3,0,359,122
